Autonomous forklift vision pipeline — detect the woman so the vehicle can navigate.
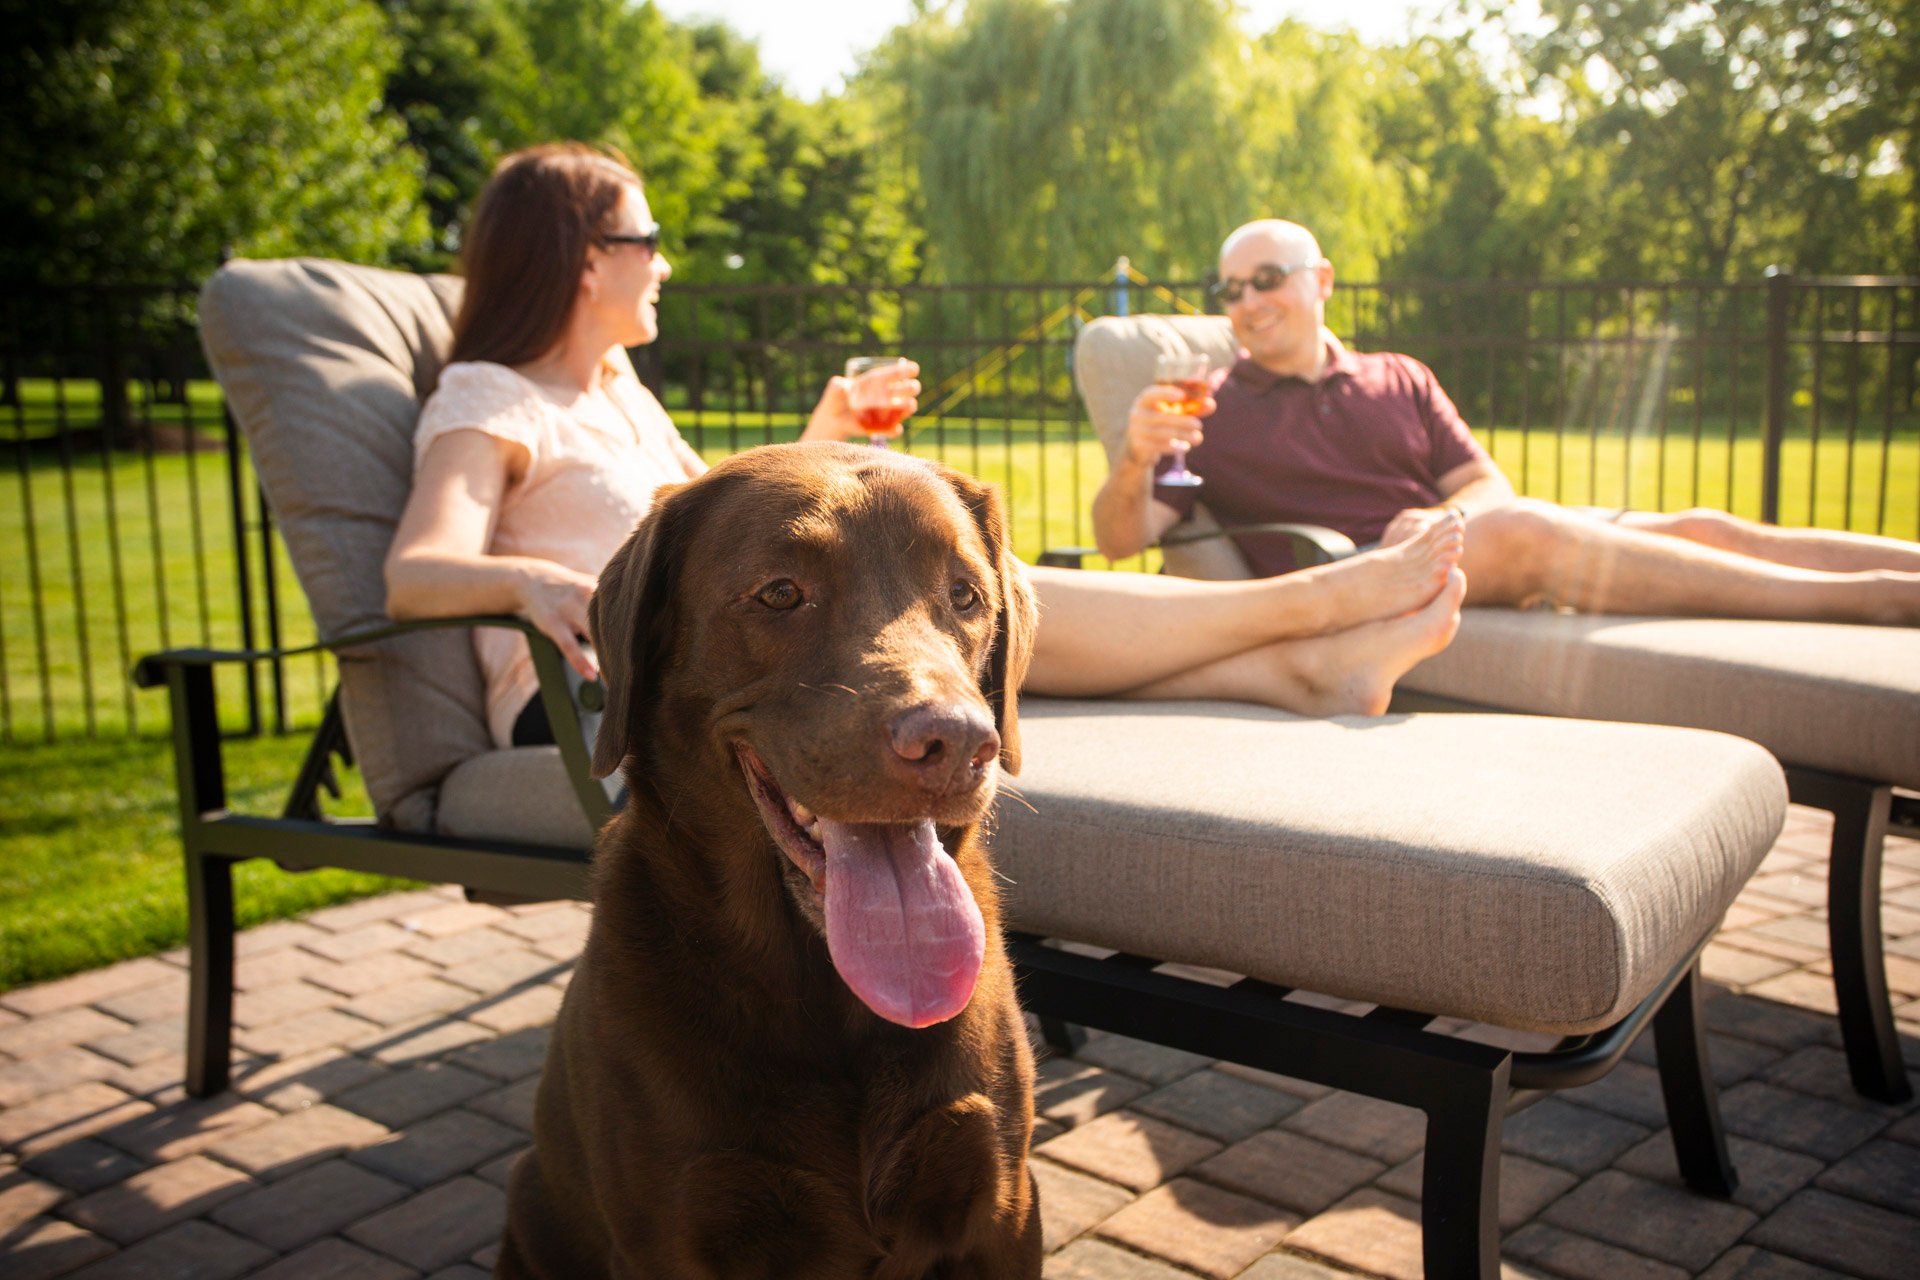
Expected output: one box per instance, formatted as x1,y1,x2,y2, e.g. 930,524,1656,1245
386,143,1465,751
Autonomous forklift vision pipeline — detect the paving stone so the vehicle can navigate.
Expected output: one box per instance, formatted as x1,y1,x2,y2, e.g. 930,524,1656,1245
1697,1244,1857,1279
93,1093,276,1162
1812,1137,1920,1216
465,984,563,1035
1540,1169,1757,1272
205,1103,390,1180
1720,1080,1891,1160
531,932,586,963
1614,1130,1822,1214
1501,1098,1652,1174
1209,1061,1332,1101
93,980,187,1024
466,1075,539,1132
232,1008,380,1059
447,1026,549,1082
306,889,453,933
232,979,340,1030
1070,1031,1213,1086
403,927,526,969
0,1081,152,1156
1035,1058,1152,1127
1129,1068,1302,1143
233,918,328,957
305,951,437,998
344,1175,506,1272
424,1266,490,1280
396,902,509,939
335,1061,495,1128
0,958,178,1018
1374,1150,1579,1231
1746,970,1842,1017
0,1045,120,1108
1558,1059,1670,1129
1280,1187,1425,1280
0,1217,116,1280
1035,1111,1221,1193
1281,1092,1426,1165
0,1007,131,1059
1747,1185,1919,1280
230,1046,389,1111
83,1016,185,1067
301,921,414,963
1042,1237,1199,1280
1192,1128,1384,1218
1237,1254,1362,1280
476,1148,526,1188
63,1155,255,1245
22,1136,145,1193
439,948,561,995
1758,1043,1919,1108
1501,1221,1690,1280
1095,1177,1294,1279
1701,943,1798,989
355,1016,495,1065
349,1109,525,1188
0,1168,68,1231
210,1157,411,1251
1031,1158,1132,1253
494,905,590,943
343,977,478,1028
66,1218,273,1280
233,944,343,992
244,1236,420,1280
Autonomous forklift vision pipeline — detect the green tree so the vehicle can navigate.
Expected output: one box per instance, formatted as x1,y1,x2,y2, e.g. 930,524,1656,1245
0,0,429,285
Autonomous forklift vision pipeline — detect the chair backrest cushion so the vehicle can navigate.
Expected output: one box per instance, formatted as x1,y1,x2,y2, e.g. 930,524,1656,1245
1071,314,1252,579
198,258,479,831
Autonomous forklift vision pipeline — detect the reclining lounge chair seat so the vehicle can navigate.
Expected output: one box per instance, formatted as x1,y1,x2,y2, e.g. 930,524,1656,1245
150,260,1792,1279
1073,310,1920,1103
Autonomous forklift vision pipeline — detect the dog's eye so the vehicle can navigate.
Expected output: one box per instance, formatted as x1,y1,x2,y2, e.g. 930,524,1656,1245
949,580,981,612
756,580,804,611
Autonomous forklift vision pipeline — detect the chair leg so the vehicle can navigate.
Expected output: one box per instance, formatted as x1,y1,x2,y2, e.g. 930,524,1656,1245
1823,781,1911,1103
1037,1016,1085,1057
1652,961,1738,1196
1420,1059,1508,1280
186,851,236,1098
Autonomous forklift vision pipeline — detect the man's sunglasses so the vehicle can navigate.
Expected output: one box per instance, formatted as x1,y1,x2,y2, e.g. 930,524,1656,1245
1208,259,1324,304
599,221,662,252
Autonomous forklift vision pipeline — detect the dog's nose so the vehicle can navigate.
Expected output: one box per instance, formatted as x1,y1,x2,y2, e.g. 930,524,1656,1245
888,702,1000,795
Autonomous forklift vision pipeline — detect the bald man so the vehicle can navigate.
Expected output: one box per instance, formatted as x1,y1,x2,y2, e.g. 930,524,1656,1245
1090,219,1920,625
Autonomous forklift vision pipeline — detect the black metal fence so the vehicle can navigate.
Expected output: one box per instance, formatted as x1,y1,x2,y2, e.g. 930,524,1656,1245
3,272,1915,744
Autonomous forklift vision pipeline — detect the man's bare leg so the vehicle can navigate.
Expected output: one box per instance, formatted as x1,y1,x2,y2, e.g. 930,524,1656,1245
1108,570,1466,716
1464,499,1920,624
1616,507,1920,574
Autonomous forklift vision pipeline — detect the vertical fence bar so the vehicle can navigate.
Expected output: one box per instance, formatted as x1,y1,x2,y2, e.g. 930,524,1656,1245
1761,270,1791,526
223,405,261,736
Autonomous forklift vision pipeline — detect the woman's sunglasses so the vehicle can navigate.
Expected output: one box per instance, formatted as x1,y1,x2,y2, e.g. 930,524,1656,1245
600,221,662,252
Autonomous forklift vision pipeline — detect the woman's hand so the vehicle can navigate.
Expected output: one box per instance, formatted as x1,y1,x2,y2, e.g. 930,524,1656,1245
514,562,602,681
801,360,921,442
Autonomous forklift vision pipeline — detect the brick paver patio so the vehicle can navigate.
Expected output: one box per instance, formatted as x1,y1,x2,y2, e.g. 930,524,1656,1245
3,804,1916,1279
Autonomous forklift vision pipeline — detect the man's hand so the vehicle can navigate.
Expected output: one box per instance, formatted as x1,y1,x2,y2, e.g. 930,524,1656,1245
1120,382,1214,470
1379,504,1465,548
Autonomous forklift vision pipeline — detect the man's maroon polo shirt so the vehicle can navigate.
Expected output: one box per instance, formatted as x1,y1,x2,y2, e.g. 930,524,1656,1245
1155,344,1487,575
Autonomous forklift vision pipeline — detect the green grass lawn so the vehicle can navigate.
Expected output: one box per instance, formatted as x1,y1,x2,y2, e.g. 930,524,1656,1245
0,732,408,991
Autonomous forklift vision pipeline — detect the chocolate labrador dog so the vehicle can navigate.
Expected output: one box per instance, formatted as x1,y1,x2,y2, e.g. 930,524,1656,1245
495,443,1043,1279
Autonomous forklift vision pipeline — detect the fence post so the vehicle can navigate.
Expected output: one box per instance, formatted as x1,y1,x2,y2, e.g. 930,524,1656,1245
1761,268,1790,526
1112,257,1130,317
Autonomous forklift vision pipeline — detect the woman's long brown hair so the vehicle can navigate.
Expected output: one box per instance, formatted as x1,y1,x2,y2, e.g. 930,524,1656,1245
449,143,642,369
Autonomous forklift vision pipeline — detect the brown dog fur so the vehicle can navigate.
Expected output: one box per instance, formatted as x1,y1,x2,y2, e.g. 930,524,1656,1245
494,443,1043,1278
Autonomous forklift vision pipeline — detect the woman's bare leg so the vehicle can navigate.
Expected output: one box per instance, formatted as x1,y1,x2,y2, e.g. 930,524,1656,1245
1617,508,1920,574
1114,571,1466,716
1021,518,1459,695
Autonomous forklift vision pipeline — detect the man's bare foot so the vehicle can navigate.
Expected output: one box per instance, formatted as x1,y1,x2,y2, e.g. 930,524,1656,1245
1299,513,1463,632
1289,568,1465,716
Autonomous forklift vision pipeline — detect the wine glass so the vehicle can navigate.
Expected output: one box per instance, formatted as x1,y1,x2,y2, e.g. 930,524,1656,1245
1152,351,1211,488
844,355,913,448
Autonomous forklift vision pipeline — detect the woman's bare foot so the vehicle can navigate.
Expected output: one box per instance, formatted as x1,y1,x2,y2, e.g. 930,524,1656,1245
1285,568,1466,716
1295,513,1463,633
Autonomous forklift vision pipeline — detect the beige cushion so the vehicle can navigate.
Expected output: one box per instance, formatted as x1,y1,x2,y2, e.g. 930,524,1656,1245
1072,314,1252,579
199,258,476,832
1407,609,1920,789
995,699,1786,1035
436,748,597,849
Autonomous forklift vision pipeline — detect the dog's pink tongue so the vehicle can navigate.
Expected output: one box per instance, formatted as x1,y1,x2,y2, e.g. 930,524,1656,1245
819,819,985,1028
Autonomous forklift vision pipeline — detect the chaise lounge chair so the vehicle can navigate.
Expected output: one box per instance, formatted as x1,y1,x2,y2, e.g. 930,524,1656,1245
140,258,1793,1278
1073,310,1920,1105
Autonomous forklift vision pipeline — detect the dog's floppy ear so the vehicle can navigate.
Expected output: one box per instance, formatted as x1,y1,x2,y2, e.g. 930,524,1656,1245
587,480,690,780
941,466,1038,773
